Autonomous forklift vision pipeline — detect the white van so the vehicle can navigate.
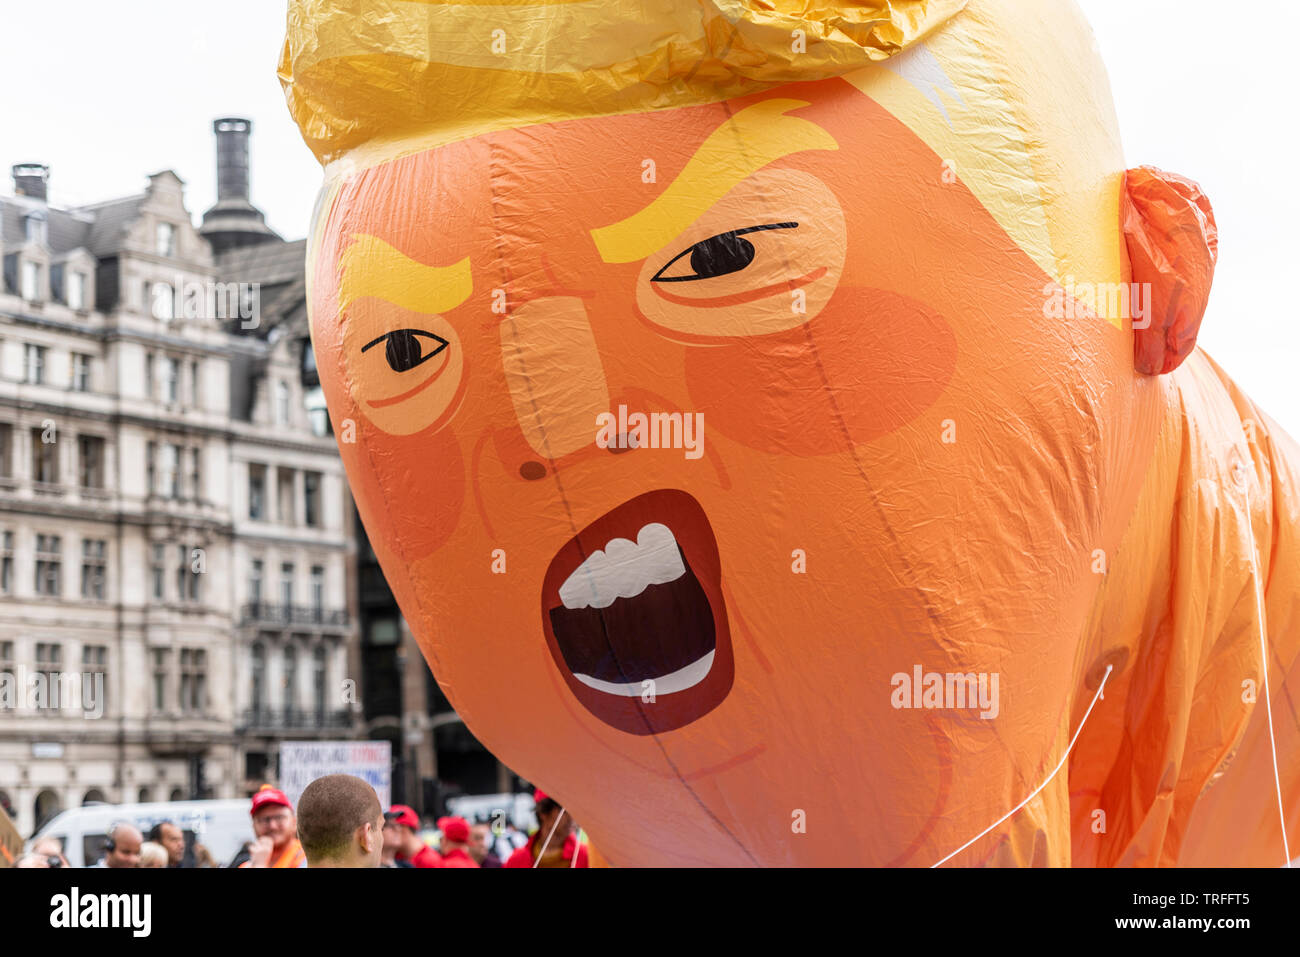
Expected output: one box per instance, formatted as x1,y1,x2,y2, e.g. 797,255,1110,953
28,800,253,867
444,792,537,832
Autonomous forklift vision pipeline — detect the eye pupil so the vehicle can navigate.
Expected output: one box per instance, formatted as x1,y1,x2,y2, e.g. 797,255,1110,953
689,233,755,278
385,330,422,372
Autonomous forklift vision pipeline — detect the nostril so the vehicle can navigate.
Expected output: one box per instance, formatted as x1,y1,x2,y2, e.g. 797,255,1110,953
607,432,639,454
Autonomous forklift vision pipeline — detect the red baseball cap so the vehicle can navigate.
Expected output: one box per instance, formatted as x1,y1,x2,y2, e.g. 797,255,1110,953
250,785,292,815
437,816,470,843
386,804,419,829
533,789,549,804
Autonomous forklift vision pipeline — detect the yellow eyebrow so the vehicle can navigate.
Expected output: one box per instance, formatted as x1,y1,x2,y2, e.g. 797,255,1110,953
339,234,472,313
590,98,838,264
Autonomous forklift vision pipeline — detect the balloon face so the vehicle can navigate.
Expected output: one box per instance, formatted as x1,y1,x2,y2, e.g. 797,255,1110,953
309,76,1138,865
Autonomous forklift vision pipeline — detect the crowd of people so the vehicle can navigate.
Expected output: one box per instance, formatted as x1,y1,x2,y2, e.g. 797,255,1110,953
14,779,589,869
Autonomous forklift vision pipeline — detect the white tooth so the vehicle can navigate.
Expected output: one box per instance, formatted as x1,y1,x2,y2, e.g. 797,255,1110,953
574,651,715,697
559,522,685,610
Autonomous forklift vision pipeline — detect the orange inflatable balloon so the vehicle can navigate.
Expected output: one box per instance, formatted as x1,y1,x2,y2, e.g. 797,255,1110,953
281,0,1300,865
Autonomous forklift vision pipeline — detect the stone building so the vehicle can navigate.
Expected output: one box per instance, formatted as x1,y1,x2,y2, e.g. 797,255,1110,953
0,121,357,838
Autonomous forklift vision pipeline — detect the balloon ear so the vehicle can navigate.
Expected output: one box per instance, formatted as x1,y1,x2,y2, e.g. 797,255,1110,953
1121,166,1218,375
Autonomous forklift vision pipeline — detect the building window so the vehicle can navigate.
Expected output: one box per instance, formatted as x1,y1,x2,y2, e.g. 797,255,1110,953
145,441,156,494
1,531,12,594
188,448,201,501
151,649,169,711
312,646,327,720
35,534,61,596
150,543,165,600
304,472,322,528
163,357,179,403
189,360,200,407
0,424,11,478
280,563,294,608
275,381,291,426
156,223,175,257
35,643,61,711
0,641,13,687
248,559,263,607
283,644,298,716
82,645,106,686
277,468,295,524
21,261,41,301
310,565,324,619
80,539,106,600
179,648,205,714
248,464,266,520
31,427,58,484
67,272,86,311
77,435,105,489
251,643,266,716
151,282,173,320
162,444,180,499
26,213,47,245
72,353,91,391
176,545,200,602
24,344,46,384
144,352,155,399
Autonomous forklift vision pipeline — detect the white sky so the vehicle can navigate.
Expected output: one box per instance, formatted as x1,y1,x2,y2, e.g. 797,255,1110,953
2,0,1297,434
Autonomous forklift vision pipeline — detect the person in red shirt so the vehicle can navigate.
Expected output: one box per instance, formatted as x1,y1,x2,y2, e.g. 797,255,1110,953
387,804,442,867
506,791,589,868
436,816,478,868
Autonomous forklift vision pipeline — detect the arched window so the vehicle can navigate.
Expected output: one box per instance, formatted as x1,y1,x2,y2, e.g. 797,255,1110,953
169,788,184,802
34,789,61,831
138,787,152,804
82,788,107,806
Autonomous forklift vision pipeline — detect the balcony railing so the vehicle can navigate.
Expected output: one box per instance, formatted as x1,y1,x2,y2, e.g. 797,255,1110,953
239,603,348,627
237,708,353,731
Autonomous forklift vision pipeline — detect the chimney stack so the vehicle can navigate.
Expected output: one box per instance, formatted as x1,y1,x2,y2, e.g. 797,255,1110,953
201,117,280,254
12,163,49,202
213,117,252,202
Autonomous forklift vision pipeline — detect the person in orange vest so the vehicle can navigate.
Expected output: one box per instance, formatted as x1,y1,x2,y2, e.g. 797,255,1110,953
435,816,478,868
239,785,306,868
505,791,588,868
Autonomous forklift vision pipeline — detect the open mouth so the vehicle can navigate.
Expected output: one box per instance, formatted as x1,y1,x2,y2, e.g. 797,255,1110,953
541,489,733,735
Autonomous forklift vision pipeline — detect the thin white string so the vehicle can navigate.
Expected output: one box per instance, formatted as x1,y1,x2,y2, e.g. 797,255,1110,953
532,807,564,869
931,663,1112,867
1242,494,1292,867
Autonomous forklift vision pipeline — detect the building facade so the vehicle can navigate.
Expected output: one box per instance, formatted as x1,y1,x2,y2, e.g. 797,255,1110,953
0,124,358,838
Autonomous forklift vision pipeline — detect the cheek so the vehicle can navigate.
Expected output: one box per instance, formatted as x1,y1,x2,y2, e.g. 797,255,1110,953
344,422,467,562
683,288,957,455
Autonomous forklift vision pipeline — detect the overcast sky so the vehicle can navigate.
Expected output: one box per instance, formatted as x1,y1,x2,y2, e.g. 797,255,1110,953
2,0,1296,434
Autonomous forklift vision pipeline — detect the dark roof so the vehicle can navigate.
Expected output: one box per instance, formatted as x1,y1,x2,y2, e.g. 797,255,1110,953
0,197,94,254
215,238,307,286
81,196,144,257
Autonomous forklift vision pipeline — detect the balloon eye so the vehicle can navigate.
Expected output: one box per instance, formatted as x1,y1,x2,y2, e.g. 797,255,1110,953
652,222,799,283
689,233,755,278
361,329,449,373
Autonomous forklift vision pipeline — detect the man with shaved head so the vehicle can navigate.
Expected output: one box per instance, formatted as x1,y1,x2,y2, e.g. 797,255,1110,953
296,774,384,869
90,823,142,868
